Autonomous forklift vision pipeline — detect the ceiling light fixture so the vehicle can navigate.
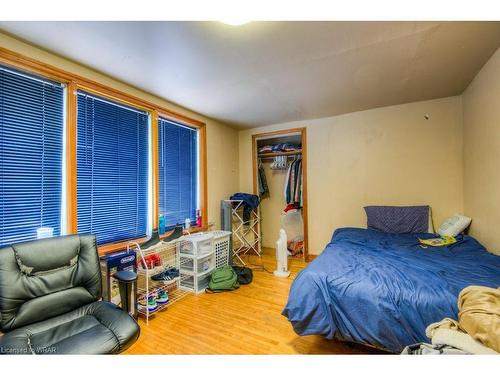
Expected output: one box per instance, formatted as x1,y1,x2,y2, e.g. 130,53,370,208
219,19,251,26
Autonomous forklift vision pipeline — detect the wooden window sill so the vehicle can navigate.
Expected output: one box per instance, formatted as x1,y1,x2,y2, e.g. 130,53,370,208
158,225,207,240
98,237,148,256
97,225,208,256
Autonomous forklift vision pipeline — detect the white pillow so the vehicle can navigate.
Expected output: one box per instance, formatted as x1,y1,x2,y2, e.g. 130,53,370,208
437,214,472,237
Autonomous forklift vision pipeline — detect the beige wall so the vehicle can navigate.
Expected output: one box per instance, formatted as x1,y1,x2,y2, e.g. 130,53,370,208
239,97,464,254
259,164,289,247
0,32,240,230
5,30,498,256
463,48,500,255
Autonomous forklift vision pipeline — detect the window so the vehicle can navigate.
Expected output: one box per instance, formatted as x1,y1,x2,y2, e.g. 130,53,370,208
0,65,65,247
0,49,207,251
76,91,150,245
158,118,199,229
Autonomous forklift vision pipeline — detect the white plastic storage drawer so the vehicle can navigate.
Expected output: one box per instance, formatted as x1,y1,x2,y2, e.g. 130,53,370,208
180,272,212,294
196,273,211,293
180,253,215,274
212,231,231,269
179,233,214,257
180,274,194,290
180,257,195,273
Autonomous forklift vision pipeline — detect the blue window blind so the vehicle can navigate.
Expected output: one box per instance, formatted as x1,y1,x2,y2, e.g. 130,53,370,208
158,118,198,229
77,91,150,245
0,65,64,247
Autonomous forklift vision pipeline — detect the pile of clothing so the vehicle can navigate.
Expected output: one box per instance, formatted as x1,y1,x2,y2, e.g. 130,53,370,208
403,285,500,354
258,143,301,153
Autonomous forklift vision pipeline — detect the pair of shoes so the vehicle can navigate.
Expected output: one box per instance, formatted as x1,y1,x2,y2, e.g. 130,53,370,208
138,289,169,312
141,229,161,249
169,268,180,278
139,295,159,312
156,290,169,305
162,224,183,243
151,267,179,282
140,253,162,269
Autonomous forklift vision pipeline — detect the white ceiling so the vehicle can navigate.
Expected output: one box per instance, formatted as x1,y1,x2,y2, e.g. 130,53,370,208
1,21,499,128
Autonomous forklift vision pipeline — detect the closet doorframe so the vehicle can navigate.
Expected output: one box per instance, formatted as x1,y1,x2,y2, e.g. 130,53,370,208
251,127,310,262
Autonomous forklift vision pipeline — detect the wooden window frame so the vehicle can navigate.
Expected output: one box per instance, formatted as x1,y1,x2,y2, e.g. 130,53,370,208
156,112,208,238
0,47,208,255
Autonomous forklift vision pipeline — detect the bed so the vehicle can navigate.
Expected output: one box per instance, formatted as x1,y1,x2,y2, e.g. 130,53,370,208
282,227,500,353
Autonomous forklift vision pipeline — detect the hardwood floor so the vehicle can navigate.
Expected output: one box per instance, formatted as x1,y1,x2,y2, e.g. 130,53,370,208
124,248,383,354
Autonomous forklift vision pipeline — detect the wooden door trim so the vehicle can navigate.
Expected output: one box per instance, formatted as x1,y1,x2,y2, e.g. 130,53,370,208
251,127,310,262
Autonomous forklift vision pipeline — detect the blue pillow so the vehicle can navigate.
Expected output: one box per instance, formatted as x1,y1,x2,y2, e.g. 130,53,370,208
364,205,430,234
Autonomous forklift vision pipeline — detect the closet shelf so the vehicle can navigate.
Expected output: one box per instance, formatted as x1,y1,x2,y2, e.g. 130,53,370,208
258,150,302,158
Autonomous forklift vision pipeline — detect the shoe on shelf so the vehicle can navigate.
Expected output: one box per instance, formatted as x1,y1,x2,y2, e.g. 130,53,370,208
167,267,179,278
151,267,179,282
156,290,169,304
142,253,162,269
141,229,161,250
162,224,183,243
138,295,158,312
151,268,171,282
152,254,162,267
147,296,158,312
139,256,155,270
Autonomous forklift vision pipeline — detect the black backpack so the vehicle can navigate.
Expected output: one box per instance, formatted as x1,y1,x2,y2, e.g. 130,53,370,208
232,266,253,285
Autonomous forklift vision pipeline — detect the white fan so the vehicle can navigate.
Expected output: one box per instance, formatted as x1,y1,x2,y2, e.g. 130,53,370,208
274,229,290,278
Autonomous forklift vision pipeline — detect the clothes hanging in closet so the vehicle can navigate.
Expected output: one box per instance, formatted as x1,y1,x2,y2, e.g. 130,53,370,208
284,158,303,207
257,161,269,197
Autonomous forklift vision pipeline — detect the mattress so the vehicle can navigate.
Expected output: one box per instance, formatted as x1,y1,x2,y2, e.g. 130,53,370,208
282,227,500,353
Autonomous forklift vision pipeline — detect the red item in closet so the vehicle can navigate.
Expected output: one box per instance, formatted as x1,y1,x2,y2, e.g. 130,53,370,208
283,203,299,213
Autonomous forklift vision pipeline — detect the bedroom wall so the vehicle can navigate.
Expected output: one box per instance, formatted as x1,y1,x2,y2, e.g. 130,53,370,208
259,163,289,248
463,48,500,255
0,32,240,230
239,97,464,255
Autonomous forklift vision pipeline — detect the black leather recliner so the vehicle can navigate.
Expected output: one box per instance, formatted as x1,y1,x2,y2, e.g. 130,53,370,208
0,235,140,354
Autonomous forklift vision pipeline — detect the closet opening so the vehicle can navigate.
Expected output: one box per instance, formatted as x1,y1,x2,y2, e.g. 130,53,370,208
251,128,309,262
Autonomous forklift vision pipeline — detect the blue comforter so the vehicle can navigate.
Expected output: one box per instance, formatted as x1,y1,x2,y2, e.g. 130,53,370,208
282,228,500,353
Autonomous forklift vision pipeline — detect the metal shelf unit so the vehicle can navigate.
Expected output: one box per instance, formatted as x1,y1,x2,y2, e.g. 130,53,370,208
129,238,191,325
223,199,261,265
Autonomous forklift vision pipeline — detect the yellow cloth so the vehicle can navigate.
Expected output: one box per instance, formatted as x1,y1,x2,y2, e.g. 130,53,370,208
426,286,500,353
419,236,457,247
458,286,500,353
